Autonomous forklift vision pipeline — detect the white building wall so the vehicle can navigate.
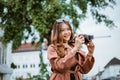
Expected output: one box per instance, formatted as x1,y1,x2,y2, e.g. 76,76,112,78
96,76,100,80
101,65,120,79
109,65,120,76
101,66,111,79
6,42,13,67
11,50,51,80
11,51,40,79
6,42,13,80
42,50,51,72
0,42,13,80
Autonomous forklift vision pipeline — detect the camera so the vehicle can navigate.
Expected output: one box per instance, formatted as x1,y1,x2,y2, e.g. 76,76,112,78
82,34,94,44
69,34,94,44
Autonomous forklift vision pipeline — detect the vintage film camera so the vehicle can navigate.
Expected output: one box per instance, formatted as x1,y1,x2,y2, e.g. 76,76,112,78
69,34,94,44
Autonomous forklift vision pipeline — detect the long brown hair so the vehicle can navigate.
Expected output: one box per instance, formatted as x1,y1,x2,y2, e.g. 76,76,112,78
51,21,74,57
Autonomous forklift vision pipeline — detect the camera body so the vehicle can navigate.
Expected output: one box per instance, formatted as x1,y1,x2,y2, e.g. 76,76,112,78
69,34,94,44
82,34,94,44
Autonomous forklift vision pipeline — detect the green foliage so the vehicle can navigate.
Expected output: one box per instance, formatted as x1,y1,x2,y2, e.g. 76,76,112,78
38,50,50,80
11,62,17,69
0,0,117,49
29,51,50,80
16,76,24,80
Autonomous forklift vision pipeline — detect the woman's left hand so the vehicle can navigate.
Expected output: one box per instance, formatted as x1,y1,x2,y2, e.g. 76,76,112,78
86,42,95,54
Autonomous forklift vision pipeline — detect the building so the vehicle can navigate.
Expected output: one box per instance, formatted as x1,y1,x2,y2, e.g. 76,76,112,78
94,57,120,80
11,43,50,80
94,71,104,80
0,28,13,80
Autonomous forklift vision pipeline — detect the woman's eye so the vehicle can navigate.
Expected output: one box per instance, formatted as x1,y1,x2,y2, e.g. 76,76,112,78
60,28,70,32
67,28,70,30
60,29,64,32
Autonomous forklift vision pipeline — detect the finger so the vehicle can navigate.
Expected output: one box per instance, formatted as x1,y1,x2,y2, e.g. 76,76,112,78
87,43,90,46
87,43,94,47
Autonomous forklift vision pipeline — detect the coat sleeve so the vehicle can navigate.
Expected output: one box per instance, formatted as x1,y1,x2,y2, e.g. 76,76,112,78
78,50,95,74
47,44,78,72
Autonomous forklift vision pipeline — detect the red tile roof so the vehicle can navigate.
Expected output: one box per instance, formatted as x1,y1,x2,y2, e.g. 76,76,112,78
12,43,40,53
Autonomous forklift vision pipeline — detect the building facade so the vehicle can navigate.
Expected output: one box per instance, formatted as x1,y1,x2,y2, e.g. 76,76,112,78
0,29,13,80
11,43,50,80
94,57,120,80
0,42,13,80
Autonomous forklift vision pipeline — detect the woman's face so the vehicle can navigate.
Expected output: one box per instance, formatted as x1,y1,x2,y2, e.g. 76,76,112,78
60,23,71,43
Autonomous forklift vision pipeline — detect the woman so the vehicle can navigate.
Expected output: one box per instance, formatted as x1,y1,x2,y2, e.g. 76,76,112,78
47,19,95,80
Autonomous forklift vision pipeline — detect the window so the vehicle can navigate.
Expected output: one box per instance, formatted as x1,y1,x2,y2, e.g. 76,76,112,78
18,65,20,69
30,64,32,68
30,64,35,68
23,65,25,68
33,64,35,68
0,48,1,64
25,64,27,68
38,64,41,67
23,64,28,68
0,45,7,64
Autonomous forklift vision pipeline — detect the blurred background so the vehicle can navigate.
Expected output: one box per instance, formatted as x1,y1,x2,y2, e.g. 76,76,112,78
0,0,120,80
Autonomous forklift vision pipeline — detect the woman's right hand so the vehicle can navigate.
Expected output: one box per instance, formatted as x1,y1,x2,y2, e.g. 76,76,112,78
74,34,85,49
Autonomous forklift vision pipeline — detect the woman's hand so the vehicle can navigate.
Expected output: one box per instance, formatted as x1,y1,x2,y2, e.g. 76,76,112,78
71,34,85,56
74,34,85,49
86,42,95,54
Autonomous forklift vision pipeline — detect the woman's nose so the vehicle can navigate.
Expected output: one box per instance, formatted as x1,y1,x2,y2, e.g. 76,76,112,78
64,30,69,34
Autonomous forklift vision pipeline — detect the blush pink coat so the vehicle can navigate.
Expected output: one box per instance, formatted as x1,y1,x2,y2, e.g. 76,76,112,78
47,44,95,80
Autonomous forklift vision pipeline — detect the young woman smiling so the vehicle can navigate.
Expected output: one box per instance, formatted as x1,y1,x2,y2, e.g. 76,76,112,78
47,19,95,80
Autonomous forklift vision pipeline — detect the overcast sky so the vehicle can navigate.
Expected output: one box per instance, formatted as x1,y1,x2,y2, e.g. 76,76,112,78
77,0,120,77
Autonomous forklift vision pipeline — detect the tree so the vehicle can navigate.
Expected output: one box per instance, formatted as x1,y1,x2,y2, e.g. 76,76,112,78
30,51,50,80
11,62,17,69
0,0,116,49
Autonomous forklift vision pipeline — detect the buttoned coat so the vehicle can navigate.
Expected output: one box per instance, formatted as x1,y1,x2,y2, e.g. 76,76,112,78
47,44,95,80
